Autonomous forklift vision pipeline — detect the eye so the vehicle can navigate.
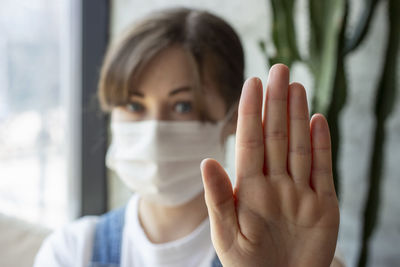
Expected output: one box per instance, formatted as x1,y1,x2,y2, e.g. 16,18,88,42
173,101,193,114
126,102,145,113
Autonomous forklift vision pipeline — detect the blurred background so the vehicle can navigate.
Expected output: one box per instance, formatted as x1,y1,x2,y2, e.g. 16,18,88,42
0,0,399,266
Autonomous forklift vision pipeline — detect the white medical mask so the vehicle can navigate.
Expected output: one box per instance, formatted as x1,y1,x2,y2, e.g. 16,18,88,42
106,113,232,206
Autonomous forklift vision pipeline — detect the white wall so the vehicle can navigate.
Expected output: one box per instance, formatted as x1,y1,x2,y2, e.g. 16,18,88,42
109,1,400,266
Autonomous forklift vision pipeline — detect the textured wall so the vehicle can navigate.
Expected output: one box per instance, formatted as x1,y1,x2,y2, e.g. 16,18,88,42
109,0,400,266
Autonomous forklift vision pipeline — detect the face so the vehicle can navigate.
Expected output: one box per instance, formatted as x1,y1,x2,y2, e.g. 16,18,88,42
111,45,228,124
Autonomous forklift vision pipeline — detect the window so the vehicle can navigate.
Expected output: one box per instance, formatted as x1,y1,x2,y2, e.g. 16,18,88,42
0,0,81,229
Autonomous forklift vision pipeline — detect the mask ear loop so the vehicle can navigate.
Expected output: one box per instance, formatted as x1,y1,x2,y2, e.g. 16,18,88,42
221,101,239,126
219,101,239,144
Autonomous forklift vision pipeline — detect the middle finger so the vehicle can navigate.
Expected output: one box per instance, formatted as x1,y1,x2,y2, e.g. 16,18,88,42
263,64,289,178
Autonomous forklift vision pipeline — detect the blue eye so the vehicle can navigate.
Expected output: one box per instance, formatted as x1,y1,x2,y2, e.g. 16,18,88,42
126,102,145,113
174,101,193,114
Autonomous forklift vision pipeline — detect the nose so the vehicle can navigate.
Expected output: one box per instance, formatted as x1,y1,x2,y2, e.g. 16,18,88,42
149,105,170,121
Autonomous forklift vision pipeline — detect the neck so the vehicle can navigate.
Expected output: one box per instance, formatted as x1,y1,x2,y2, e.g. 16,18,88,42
138,192,208,244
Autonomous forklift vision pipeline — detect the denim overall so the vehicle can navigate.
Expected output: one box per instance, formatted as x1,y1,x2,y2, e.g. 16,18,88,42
89,207,222,267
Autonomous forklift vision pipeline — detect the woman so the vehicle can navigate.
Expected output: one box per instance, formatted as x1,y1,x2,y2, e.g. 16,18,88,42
34,7,344,267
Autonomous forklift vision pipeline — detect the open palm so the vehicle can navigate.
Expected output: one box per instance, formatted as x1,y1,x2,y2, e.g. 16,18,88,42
201,64,340,267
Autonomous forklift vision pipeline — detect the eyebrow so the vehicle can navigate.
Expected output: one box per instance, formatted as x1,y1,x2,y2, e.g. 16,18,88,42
130,87,191,98
130,91,144,97
169,87,191,96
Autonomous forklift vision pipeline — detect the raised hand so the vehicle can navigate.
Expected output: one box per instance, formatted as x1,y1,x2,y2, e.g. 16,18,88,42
201,64,340,267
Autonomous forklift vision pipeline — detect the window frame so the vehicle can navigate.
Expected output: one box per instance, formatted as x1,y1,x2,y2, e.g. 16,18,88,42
79,0,110,217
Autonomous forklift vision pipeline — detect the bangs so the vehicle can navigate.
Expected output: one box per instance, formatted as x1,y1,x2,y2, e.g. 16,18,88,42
98,33,171,111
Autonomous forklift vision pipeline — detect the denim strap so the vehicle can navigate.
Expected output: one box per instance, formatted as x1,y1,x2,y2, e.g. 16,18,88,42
89,205,222,267
211,254,223,267
89,206,126,267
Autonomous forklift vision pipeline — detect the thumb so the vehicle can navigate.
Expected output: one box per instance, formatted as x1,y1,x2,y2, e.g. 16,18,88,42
201,158,238,254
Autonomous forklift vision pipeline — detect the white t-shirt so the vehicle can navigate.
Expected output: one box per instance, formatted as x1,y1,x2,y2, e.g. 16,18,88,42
33,194,216,267
34,195,346,267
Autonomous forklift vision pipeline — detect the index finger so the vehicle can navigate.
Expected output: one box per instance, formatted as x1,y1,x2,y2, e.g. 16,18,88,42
235,77,264,180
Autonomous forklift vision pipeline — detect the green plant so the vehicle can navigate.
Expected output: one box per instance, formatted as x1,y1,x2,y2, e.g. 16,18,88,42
260,0,399,266
357,1,400,266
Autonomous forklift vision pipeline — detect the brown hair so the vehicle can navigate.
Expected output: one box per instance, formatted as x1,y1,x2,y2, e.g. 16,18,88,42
98,7,244,119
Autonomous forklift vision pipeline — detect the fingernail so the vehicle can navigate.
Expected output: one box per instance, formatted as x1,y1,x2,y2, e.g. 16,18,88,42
200,159,208,171
244,77,261,89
